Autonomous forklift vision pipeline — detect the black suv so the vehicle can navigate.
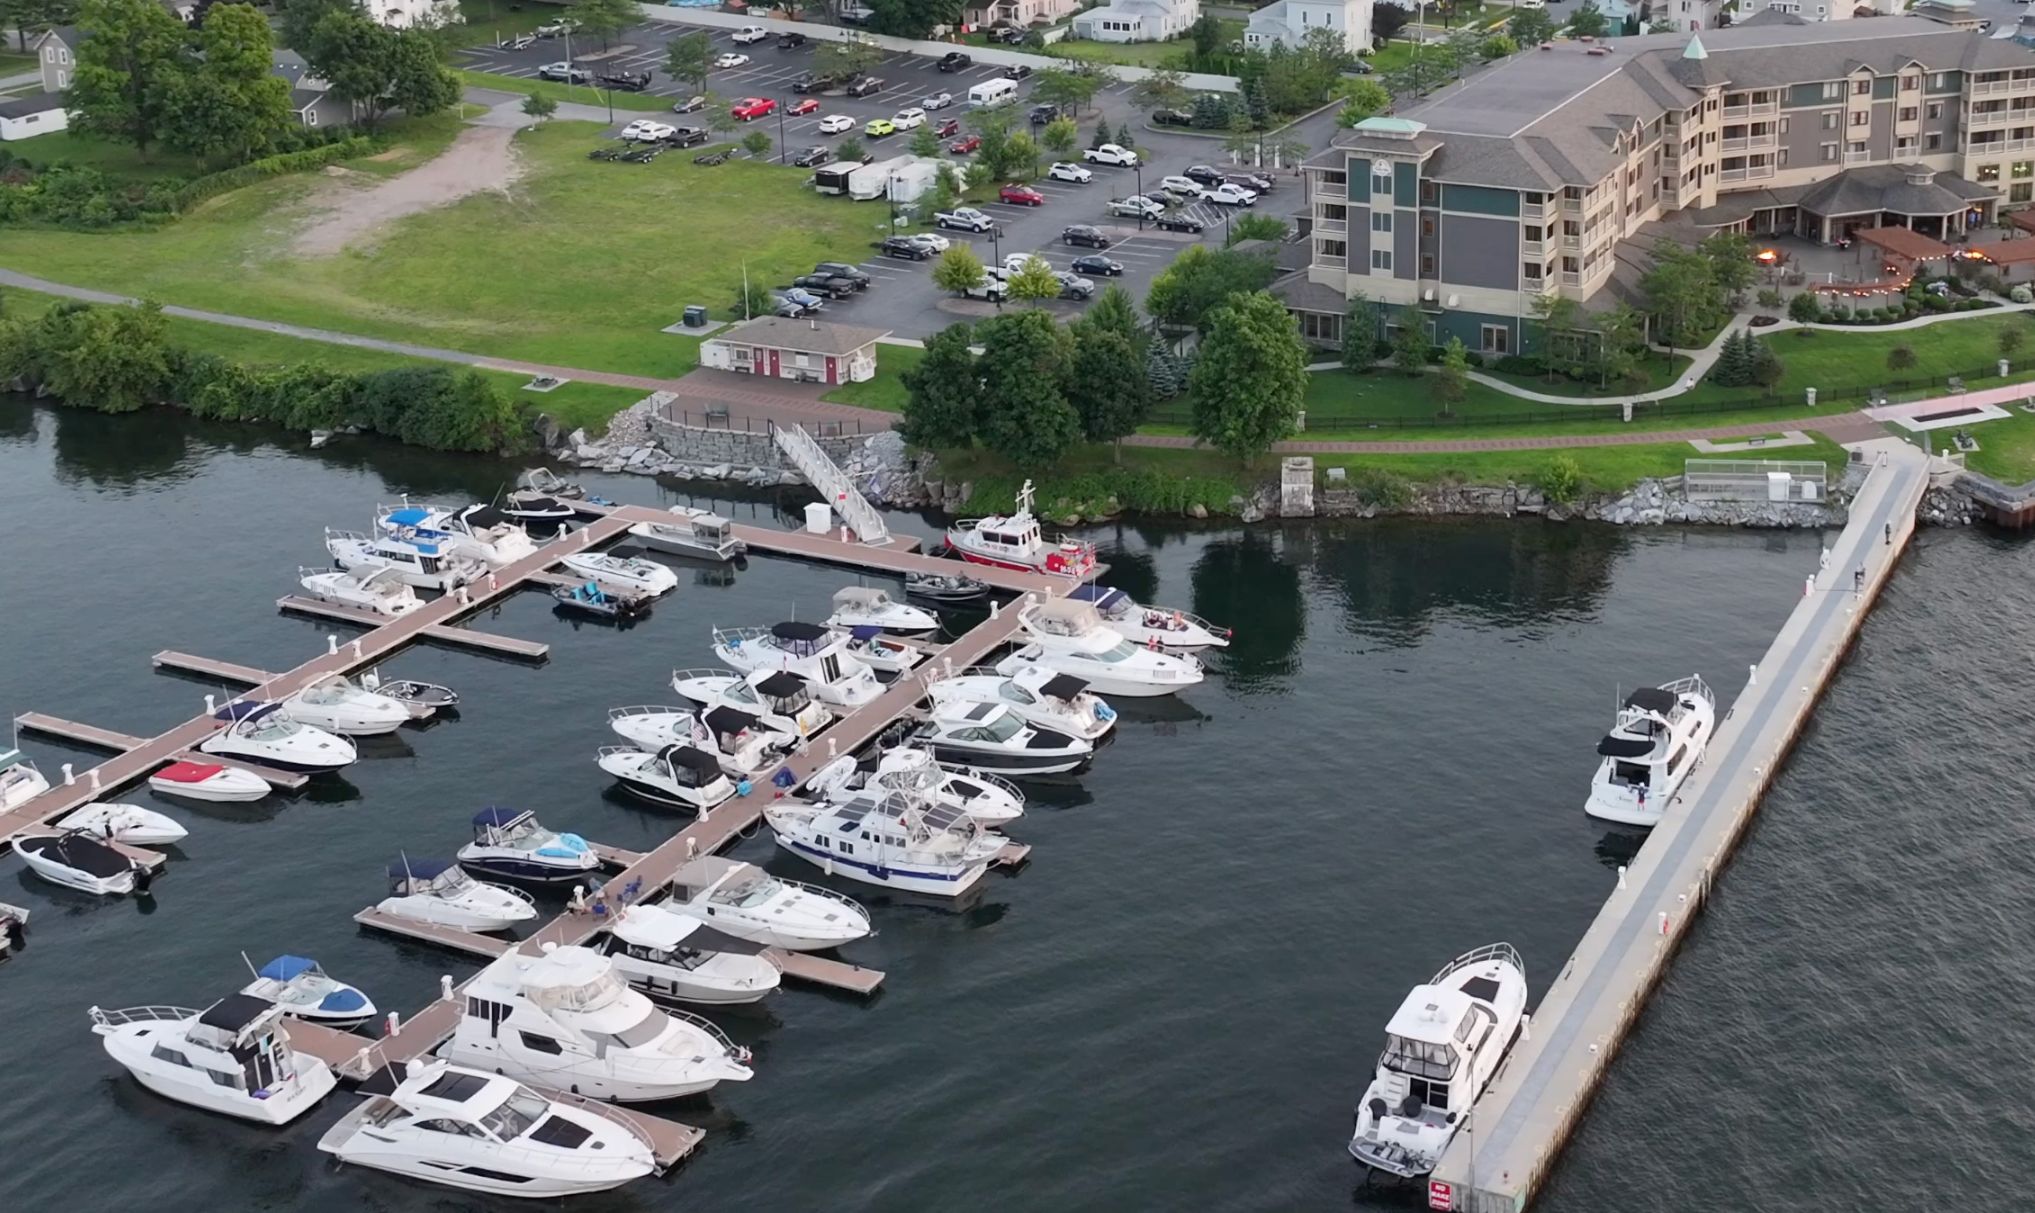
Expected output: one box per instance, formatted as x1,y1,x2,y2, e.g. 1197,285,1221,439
879,235,931,260
790,72,823,93
792,145,833,167
1154,212,1205,234
1184,164,1227,187
777,31,808,47
598,70,653,92
846,76,884,97
814,262,872,287
1152,107,1195,127
1028,103,1061,125
794,273,859,298
937,51,972,72
664,126,709,147
1061,224,1110,249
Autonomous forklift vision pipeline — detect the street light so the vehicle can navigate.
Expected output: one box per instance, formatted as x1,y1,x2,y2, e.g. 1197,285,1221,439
776,96,787,164
1134,162,1145,231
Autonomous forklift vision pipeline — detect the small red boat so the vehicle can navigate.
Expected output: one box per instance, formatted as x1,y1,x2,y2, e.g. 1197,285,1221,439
944,480,1095,576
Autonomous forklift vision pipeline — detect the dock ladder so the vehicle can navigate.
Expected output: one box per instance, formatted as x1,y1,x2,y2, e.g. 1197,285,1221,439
772,422,890,546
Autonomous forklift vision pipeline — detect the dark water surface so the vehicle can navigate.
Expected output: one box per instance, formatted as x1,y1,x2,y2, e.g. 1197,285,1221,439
0,398,1974,1213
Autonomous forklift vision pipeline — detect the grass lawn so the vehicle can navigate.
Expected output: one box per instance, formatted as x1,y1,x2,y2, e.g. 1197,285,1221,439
8,129,206,180
822,344,923,412
452,0,572,45
453,69,673,113
1309,433,1853,495
1677,311,2035,408
0,117,882,380
1479,352,1691,399
1958,408,2035,483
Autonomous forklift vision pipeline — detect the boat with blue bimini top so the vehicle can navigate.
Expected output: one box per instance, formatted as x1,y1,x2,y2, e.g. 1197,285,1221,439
239,954,377,1027
458,808,600,885
551,580,652,621
376,502,537,568
1067,584,1231,652
765,789,1009,897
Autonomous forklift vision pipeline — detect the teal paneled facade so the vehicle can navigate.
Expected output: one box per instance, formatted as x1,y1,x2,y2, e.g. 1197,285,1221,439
1441,184,1520,217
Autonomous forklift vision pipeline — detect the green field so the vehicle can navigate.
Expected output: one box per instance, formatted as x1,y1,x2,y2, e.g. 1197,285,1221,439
822,344,923,412
1678,312,2035,407
8,129,206,180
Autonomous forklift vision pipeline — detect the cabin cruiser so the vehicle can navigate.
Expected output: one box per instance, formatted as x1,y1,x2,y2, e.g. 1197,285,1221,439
671,668,833,740
298,564,422,617
377,502,537,567
0,901,26,959
17,829,153,896
502,466,586,528
1583,676,1717,827
325,527,485,592
281,674,412,736
443,945,753,1101
147,759,269,802
458,808,599,885
55,802,187,845
318,1060,656,1196
826,586,938,634
909,701,1092,776
627,506,747,562
597,745,737,811
841,625,927,677
766,790,1008,897
663,856,871,952
1068,584,1231,651
559,546,678,598
1348,944,1529,1179
609,705,785,776
906,569,989,603
552,580,651,620
200,702,356,772
359,668,459,717
90,995,338,1124
240,955,377,1027
927,665,1116,741
378,858,536,932
810,746,1024,827
713,622,882,708
601,904,783,1005
944,479,1096,576
0,748,49,812
999,600,1203,698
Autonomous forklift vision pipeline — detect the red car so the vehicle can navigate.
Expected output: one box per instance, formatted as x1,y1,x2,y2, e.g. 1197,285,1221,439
935,118,960,137
999,182,1044,206
731,97,776,121
788,98,820,116
950,135,982,154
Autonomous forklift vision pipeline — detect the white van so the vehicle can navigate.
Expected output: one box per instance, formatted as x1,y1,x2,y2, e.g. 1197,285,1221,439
968,78,1019,109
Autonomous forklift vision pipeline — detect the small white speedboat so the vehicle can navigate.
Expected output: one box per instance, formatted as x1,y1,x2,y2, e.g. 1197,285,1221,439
240,954,377,1026
358,668,459,717
377,858,536,932
712,622,883,707
318,1060,655,1197
840,626,927,676
378,502,537,567
1068,584,1231,651
1583,676,1717,827
597,745,736,811
297,564,422,617
201,702,356,772
627,507,747,562
609,705,786,776
16,830,153,896
999,600,1203,698
766,791,1008,897
458,807,599,885
560,546,678,597
810,746,1024,826
927,665,1116,741
325,527,484,591
92,996,337,1125
55,802,188,846
664,856,871,952
280,674,411,736
0,748,50,812
602,903,783,1005
671,668,834,739
147,759,269,802
911,701,1092,776
825,586,939,634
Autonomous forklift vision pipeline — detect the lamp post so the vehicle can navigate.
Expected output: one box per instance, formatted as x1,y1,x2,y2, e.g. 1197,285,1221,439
1134,162,1146,231
777,97,787,164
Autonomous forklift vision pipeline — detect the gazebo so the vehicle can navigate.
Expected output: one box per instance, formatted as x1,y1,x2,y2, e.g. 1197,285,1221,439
1852,225,1954,280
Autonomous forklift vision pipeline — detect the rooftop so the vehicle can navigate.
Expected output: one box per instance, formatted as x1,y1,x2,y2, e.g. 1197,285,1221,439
709,316,892,355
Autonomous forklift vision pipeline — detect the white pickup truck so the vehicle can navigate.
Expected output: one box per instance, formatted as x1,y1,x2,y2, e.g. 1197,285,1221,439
934,207,996,232
732,24,770,43
1107,195,1165,219
1083,143,1140,167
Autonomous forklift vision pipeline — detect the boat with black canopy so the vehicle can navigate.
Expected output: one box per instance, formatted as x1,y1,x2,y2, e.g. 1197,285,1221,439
927,664,1116,741
609,704,786,775
89,993,338,1124
601,903,784,1005
560,545,678,598
1582,675,1716,827
200,701,356,772
596,743,737,810
907,700,1092,776
712,621,882,707
16,828,154,896
501,466,586,529
670,668,835,739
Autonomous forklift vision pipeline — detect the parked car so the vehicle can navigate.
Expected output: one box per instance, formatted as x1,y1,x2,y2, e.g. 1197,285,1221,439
1084,143,1139,167
794,273,859,298
1156,174,1203,198
819,114,855,133
1106,195,1165,219
599,70,653,92
950,134,982,154
1009,64,1033,79
732,97,776,121
965,277,1010,301
1154,211,1205,233
536,62,589,84
534,19,575,37
1070,253,1123,277
838,3,874,23
989,25,1026,44
620,119,676,143
1228,169,1275,192
1028,103,1061,126
1152,107,1195,127
936,206,996,232
846,76,884,97
496,33,536,51
768,290,812,317
1055,272,1096,300
790,72,825,93
732,24,769,43
694,149,733,166
1062,224,1111,248
935,117,961,137
937,51,972,72
998,182,1045,206
865,117,896,138
1184,164,1228,188
814,262,872,287
906,231,951,254
715,52,750,68
923,91,954,110
879,235,931,260
893,107,927,130
777,31,808,47
792,145,834,167
1003,252,1050,275
665,126,710,147
789,98,820,116
672,94,706,114
783,286,828,312
1202,181,1258,206
1047,161,1093,184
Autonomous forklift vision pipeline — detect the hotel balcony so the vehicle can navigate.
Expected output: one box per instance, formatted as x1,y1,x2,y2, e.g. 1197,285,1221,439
1521,239,1544,259
1314,217,1348,234
1315,255,1346,270
1720,102,1778,121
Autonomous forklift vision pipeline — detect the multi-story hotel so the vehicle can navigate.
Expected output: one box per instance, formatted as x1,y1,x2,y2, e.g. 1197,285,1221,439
1285,17,2035,353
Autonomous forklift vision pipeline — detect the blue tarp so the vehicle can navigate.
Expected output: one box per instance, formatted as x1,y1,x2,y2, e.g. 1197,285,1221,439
472,806,528,828
318,986,370,1013
213,701,280,722
386,507,432,527
849,624,883,640
257,955,319,982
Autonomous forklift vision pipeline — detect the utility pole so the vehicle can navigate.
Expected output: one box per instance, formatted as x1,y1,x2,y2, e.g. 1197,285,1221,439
777,97,787,163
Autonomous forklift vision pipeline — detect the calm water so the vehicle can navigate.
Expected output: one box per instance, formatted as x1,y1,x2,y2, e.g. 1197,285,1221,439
0,398,2004,1212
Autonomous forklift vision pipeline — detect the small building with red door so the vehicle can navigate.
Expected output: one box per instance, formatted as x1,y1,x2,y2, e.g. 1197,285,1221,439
699,317,891,385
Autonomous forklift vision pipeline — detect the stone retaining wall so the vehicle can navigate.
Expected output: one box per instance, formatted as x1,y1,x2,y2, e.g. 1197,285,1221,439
645,413,862,469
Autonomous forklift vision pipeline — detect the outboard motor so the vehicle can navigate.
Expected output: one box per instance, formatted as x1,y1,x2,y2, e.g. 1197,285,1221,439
131,864,155,896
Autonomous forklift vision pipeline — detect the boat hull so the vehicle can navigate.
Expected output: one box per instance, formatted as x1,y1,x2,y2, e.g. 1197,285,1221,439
375,897,533,933
19,847,136,895
147,768,269,802
55,804,187,846
322,1147,648,1197
457,855,599,884
920,741,1088,776
773,833,991,898
100,1029,335,1124
439,1039,744,1102
198,740,354,773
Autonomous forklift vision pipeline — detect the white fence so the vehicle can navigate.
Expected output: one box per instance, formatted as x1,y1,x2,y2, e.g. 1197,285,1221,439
1682,459,1829,503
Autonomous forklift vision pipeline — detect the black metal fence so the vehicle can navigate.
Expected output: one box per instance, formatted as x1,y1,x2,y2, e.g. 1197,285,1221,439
660,409,873,437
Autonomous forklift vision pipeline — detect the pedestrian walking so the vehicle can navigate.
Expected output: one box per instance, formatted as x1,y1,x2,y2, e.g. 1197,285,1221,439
1853,566,1865,594
1884,522,1892,546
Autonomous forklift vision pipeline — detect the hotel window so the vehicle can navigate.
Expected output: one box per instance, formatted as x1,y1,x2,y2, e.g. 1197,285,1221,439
1523,262,1543,282
1898,107,1917,123
1821,82,1843,102
1926,132,1942,150
1822,112,1838,130
1420,254,1436,277
1371,211,1392,232
1901,76,1918,92
1778,149,1789,167
1524,224,1543,242
1852,79,1871,97
1778,116,1789,134
1561,256,1579,273
1931,73,1950,89
1849,111,1868,128
1979,164,2001,183
1846,140,1866,156
1371,248,1392,271
1820,142,1837,162
1926,101,1943,120
1895,137,1915,154
2014,183,2034,203
1420,181,1440,204
2015,161,2034,179
1480,325,1511,355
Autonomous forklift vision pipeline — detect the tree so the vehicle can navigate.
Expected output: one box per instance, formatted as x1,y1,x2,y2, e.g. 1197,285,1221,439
1708,329,1754,386
568,0,634,50
924,163,962,216
1070,326,1149,460
837,134,865,162
3,0,79,52
1081,283,1143,349
1749,337,1784,388
705,92,737,136
1756,286,1783,310
1189,291,1306,461
66,0,190,160
866,0,963,39
741,129,771,158
1342,293,1379,371
2000,325,2024,359
975,310,1081,467
1642,243,1724,357
1697,230,1758,307
521,92,558,121
1241,74,1270,128
931,244,986,295
1592,304,1648,390
665,30,712,94
1647,17,1676,32
1528,290,1583,382
385,27,459,125
1226,213,1289,246
730,277,772,319
1144,245,1279,331
1566,0,1608,37
1508,6,1556,45
1188,12,1224,61
1000,130,1040,179
1336,77,1391,128
305,9,400,130
908,121,941,157
1391,307,1429,373
899,322,980,449
1373,3,1411,43
163,3,291,166
1031,67,1099,116
1381,44,1450,98
14,299,174,413
1147,341,1187,399
1479,32,1517,60
1787,291,1822,324
1041,116,1077,157
1432,337,1470,416
278,0,349,53
1113,120,1135,149
1007,255,1061,307
1887,342,1917,374
1129,68,1188,114
1089,121,1111,151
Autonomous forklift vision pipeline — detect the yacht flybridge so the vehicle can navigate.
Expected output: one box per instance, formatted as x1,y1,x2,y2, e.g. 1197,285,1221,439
713,622,882,708
458,808,599,885
298,564,422,617
0,748,49,812
601,904,783,1006
325,527,484,592
999,600,1204,698
1348,944,1529,1180
766,790,1008,897
442,944,753,1102
627,506,747,562
671,668,834,739
663,856,872,952
609,705,786,776
376,502,536,567
944,479,1097,576
91,995,338,1124
1583,676,1717,827
239,955,377,1027
200,702,356,772
927,665,1116,741
826,586,939,634
1067,584,1231,651
809,747,1025,826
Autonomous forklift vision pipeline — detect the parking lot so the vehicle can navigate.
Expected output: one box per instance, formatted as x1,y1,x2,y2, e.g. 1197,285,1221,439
460,20,1305,337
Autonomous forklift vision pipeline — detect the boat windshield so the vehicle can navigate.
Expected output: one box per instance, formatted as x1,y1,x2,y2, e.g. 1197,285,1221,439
1092,639,1140,664
429,868,477,896
711,873,781,909
481,1086,551,1141
243,718,304,740
592,1007,669,1051
998,681,1037,705
1381,1033,1458,1081
532,970,627,1013
972,712,1025,742
297,683,352,705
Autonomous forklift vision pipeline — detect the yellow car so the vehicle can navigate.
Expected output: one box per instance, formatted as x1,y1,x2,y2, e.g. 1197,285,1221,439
864,117,896,138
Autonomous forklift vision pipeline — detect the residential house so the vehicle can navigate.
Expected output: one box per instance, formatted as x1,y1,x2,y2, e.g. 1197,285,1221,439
0,92,68,141
1070,0,1201,43
964,0,1081,29
31,31,364,131
31,25,78,93
700,317,892,384
364,0,461,29
1245,0,1372,54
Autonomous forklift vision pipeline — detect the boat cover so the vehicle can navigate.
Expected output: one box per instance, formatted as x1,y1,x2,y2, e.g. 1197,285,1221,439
385,507,432,527
213,701,282,722
155,760,226,783
1067,584,1130,610
833,587,890,610
703,706,760,736
1596,734,1655,758
608,544,649,561
849,624,884,641
198,993,276,1033
1039,674,1089,700
472,806,531,829
757,671,807,698
318,986,370,1013
257,955,321,982
387,857,453,879
23,832,131,877
458,504,509,529
772,621,830,642
691,513,729,531
613,908,768,955
1624,686,1677,714
658,745,724,776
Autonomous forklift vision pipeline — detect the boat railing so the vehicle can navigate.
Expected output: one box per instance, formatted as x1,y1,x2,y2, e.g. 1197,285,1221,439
664,1006,749,1061
941,762,1024,801
608,705,691,722
671,668,742,687
1429,941,1525,985
1660,673,1715,707
538,1091,670,1171
1134,604,1228,636
89,1005,199,1029
712,626,777,649
476,880,537,907
775,876,873,918
324,527,369,544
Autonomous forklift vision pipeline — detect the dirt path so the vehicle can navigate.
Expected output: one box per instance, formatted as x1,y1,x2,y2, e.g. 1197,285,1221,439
291,124,524,258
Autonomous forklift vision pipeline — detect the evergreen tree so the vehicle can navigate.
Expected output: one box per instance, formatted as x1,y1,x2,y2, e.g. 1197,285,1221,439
1391,307,1430,374
1147,341,1182,399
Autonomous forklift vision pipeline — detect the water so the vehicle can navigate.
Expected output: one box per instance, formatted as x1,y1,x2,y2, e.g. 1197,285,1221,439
0,397,1991,1212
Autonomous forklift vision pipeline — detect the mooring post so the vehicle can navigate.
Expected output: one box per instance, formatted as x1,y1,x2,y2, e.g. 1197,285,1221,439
351,639,363,659
686,837,698,859
1803,576,1813,598
327,635,339,655
440,975,454,1001
1617,865,1627,890
61,763,74,786
1658,911,1669,936
385,1011,401,1037
828,738,838,757
1522,1013,1531,1041
90,769,101,791
990,599,1000,619
1748,663,1757,686
698,805,711,824
205,694,216,715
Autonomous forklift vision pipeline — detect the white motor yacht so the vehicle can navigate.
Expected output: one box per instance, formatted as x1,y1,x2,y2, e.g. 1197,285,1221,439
944,479,1097,576
378,502,537,567
298,564,422,617
840,625,927,677
0,901,27,959
627,507,747,562
712,622,882,708
318,1060,656,1197
378,858,536,932
999,600,1204,698
442,945,753,1101
200,702,356,772
16,829,153,896
1583,676,1717,827
1348,944,1529,1179
147,758,269,802
671,668,835,739
560,546,678,598
458,807,599,885
810,746,1025,826
601,904,783,1006
281,674,412,737
664,856,872,952
825,586,939,634
503,467,586,528
927,665,1116,741
55,802,188,846
240,955,377,1027
1067,584,1231,651
325,527,484,592
0,748,49,812
910,701,1092,776
597,745,736,811
91,995,338,1125
609,705,785,776
766,790,1008,897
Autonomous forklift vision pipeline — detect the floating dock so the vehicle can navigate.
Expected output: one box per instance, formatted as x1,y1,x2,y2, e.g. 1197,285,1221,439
275,596,552,660
11,712,311,790
1427,444,1932,1213
150,651,278,687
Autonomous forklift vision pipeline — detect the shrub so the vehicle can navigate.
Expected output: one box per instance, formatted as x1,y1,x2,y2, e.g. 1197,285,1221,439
1756,287,1784,310
1538,453,1583,505
1344,466,1412,509
1787,292,1822,324
1493,354,1541,376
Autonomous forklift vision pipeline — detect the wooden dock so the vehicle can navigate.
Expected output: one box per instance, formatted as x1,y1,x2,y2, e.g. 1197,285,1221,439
275,596,551,660
1427,444,1932,1213
150,651,277,687
12,712,311,790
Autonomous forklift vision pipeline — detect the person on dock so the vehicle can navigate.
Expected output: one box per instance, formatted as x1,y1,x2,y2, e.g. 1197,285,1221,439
1854,567,1865,595
1885,523,1893,546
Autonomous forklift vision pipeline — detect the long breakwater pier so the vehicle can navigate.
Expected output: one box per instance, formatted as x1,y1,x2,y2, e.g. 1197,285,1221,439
1426,443,1933,1213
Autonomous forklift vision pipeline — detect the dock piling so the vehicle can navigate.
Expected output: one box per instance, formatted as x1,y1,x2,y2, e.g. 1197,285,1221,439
61,763,73,786
327,635,339,655
89,769,100,791
204,694,216,714
1616,865,1626,890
